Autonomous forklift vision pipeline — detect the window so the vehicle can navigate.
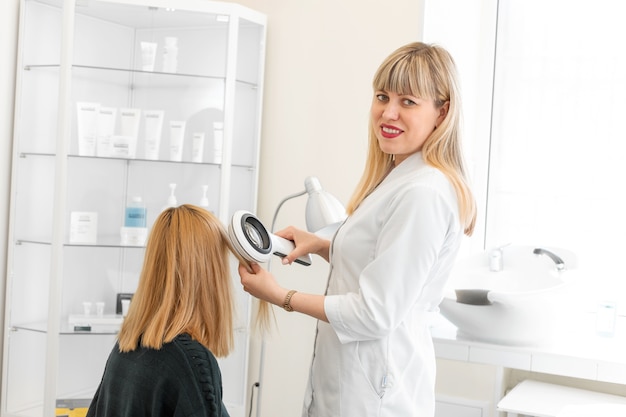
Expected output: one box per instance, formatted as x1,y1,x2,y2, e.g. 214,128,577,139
424,0,626,301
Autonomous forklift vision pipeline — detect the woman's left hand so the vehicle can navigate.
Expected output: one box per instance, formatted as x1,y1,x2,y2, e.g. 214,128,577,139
238,262,285,306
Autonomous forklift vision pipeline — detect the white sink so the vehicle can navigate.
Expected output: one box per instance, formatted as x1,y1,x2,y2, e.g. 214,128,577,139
439,245,576,346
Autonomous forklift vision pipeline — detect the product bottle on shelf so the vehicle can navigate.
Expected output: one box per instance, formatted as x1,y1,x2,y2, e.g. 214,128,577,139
162,36,178,72
213,122,223,164
125,196,147,228
121,196,148,245
192,132,205,163
200,184,210,211
163,183,178,210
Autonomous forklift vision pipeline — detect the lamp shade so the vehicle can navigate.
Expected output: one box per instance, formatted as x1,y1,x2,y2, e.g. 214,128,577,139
304,176,346,233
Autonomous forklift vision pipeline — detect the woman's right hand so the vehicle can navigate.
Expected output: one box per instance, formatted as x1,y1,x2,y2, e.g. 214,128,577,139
274,226,330,264
238,262,285,305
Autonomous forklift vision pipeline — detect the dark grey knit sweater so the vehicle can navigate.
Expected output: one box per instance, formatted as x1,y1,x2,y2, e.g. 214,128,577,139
86,333,230,417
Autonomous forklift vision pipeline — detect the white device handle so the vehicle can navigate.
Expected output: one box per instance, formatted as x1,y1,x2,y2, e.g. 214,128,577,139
270,234,312,266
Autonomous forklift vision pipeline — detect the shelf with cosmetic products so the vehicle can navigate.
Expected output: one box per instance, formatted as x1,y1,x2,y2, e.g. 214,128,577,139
2,1,266,416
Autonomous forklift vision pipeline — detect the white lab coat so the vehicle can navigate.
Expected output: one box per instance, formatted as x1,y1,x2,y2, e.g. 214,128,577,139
302,152,462,417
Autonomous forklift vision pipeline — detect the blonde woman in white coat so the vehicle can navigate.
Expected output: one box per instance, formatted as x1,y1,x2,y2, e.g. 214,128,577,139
239,42,477,417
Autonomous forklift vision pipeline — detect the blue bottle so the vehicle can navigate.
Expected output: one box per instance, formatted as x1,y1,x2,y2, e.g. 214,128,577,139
125,196,147,228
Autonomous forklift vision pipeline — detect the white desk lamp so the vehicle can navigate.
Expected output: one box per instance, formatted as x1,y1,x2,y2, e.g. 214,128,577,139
277,176,346,235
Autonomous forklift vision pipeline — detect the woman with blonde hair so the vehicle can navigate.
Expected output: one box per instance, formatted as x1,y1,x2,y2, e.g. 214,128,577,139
239,42,476,416
87,204,239,417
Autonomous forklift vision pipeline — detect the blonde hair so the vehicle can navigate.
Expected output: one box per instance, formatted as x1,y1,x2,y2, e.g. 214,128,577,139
347,42,476,235
117,204,238,357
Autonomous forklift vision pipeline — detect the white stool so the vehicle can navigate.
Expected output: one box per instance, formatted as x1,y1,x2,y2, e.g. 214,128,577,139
497,379,626,417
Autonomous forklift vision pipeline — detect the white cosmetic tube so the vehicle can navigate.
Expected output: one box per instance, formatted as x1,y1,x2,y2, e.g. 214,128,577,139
191,132,205,163
213,122,223,164
111,135,132,158
140,41,157,71
169,120,186,162
143,110,164,160
162,37,178,73
76,102,100,156
96,107,116,157
121,299,131,317
119,108,141,159
96,302,105,317
83,302,93,316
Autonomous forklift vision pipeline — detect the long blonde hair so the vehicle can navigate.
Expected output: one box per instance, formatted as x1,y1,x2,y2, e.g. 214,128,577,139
347,42,476,235
118,204,239,357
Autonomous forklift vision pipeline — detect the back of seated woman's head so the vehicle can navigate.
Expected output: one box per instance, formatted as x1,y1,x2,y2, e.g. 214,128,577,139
118,204,237,357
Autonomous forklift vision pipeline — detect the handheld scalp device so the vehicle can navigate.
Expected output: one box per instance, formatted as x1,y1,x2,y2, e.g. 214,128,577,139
228,210,312,266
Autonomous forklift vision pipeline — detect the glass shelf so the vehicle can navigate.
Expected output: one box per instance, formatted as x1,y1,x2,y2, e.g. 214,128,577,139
11,322,121,335
25,63,224,80
12,322,248,336
23,63,258,88
19,152,254,169
16,236,147,248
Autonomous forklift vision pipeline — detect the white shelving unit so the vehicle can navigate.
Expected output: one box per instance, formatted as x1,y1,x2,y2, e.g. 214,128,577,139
2,1,266,416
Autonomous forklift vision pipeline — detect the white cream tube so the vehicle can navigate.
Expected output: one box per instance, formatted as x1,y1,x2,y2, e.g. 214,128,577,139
96,107,116,157
76,102,100,156
119,108,141,158
111,135,131,158
169,120,186,162
162,37,178,73
140,41,157,71
191,132,205,163
143,110,164,160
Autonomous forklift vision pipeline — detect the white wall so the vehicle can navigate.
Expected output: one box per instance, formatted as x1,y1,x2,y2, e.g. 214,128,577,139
0,0,425,415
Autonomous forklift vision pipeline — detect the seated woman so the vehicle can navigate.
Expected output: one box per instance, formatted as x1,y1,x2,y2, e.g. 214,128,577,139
87,204,241,417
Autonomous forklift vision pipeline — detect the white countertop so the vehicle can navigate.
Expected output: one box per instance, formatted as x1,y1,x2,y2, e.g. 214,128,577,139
497,380,626,416
431,312,626,385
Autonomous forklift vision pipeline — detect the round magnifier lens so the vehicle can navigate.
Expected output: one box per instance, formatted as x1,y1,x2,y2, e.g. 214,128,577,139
243,222,264,250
